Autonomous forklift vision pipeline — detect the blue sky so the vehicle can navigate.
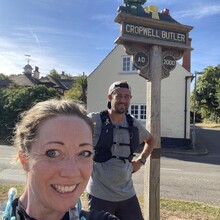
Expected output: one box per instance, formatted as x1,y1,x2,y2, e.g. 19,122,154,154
0,0,220,77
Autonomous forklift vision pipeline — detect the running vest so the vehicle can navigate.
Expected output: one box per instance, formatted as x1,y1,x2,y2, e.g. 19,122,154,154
93,110,139,163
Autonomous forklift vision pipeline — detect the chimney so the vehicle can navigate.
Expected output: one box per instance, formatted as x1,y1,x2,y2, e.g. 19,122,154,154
33,66,40,79
182,38,192,72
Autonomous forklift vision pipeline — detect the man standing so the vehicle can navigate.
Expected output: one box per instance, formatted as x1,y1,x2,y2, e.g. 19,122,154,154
87,80,154,220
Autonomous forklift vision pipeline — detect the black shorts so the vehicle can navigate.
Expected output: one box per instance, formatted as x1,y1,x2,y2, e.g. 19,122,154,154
87,194,144,220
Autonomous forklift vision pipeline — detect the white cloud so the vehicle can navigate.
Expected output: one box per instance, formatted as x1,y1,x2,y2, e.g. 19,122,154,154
0,36,53,75
173,4,220,19
0,35,89,76
92,14,118,30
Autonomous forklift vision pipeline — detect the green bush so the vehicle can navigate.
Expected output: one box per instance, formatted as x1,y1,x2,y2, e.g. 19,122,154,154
0,85,60,141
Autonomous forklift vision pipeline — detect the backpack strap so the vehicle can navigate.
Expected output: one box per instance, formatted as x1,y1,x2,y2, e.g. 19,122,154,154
100,110,110,124
94,111,138,163
126,113,134,127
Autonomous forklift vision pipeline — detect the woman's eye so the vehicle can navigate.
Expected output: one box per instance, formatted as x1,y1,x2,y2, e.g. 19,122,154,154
79,151,93,158
45,149,60,158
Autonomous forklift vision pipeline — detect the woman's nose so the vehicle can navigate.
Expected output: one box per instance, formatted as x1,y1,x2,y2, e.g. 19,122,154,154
59,157,81,178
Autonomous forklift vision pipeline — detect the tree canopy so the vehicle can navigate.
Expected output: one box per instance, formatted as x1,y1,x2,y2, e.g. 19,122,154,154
49,69,61,79
49,69,73,79
193,64,220,123
0,85,60,141
0,73,9,79
63,74,87,104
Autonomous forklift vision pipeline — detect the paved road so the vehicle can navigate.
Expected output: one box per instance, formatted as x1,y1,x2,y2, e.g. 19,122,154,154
0,145,25,183
0,127,220,206
196,127,220,162
133,156,220,206
161,127,220,206
159,127,220,207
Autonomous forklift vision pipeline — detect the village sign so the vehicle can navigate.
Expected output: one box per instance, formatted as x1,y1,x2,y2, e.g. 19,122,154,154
114,1,193,219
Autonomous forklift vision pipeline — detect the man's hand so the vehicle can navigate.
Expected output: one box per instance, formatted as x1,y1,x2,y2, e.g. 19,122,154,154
131,159,142,173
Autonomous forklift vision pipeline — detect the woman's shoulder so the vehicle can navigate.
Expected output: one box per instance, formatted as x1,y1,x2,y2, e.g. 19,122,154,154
80,210,119,220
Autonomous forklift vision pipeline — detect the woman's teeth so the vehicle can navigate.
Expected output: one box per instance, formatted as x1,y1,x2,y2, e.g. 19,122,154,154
53,184,76,193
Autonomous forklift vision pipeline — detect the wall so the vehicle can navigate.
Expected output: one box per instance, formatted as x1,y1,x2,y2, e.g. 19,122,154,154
87,45,192,140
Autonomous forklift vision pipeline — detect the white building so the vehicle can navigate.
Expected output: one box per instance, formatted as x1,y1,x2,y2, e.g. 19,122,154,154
87,44,193,148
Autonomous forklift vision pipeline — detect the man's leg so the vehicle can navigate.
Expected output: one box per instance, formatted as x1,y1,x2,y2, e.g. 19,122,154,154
87,193,117,215
115,195,144,220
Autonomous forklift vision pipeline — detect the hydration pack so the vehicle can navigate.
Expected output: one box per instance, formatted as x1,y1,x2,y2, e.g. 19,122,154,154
93,110,139,163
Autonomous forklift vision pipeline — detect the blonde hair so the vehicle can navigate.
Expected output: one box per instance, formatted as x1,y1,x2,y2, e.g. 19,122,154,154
14,99,94,154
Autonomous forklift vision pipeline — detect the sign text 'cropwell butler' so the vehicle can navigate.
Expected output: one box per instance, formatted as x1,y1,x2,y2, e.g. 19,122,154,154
123,22,186,44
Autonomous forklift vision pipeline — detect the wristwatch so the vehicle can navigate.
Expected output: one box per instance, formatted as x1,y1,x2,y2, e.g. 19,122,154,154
140,156,146,165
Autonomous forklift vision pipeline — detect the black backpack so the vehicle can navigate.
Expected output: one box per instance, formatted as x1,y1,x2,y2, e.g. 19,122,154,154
93,110,139,163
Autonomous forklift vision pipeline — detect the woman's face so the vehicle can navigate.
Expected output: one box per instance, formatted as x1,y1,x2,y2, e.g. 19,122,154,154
24,115,93,215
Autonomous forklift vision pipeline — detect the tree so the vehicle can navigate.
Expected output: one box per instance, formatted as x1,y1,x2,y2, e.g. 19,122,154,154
63,74,87,105
0,85,60,140
216,78,220,106
195,65,220,123
0,73,9,79
49,69,75,79
63,86,81,102
49,69,61,79
76,74,87,104
60,71,73,79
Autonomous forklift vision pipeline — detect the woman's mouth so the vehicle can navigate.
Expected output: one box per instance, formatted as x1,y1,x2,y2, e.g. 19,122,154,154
52,184,77,193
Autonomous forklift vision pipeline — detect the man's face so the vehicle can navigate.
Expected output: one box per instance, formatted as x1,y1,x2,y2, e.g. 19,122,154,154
109,88,132,114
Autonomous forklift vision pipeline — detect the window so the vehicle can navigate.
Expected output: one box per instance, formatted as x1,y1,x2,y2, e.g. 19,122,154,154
122,56,136,72
128,104,146,121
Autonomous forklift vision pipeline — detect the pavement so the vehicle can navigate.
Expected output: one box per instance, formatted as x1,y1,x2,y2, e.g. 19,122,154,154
161,126,209,156
161,140,209,156
134,130,209,157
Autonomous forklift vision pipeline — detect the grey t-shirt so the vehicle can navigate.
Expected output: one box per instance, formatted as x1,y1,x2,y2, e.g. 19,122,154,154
86,112,150,202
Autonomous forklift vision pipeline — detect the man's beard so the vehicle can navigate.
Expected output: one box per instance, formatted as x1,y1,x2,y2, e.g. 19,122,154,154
115,104,128,114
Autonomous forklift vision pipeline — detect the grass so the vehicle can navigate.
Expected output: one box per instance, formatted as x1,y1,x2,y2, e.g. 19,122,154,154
195,123,220,129
159,198,220,220
1,183,219,220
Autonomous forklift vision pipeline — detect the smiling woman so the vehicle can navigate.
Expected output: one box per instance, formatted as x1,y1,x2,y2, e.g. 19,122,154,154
7,99,119,220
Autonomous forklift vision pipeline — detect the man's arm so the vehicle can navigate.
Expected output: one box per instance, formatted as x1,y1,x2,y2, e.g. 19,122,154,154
132,133,154,173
